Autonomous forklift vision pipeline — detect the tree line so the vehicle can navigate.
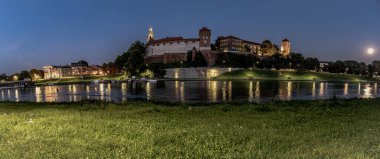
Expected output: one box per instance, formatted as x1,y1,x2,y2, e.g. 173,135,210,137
0,69,44,82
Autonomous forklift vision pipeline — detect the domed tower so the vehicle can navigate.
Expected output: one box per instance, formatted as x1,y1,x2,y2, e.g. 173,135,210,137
199,27,211,51
281,39,291,56
147,26,154,43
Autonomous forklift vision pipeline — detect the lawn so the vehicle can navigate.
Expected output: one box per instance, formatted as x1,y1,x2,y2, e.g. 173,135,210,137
217,69,373,82
0,99,379,158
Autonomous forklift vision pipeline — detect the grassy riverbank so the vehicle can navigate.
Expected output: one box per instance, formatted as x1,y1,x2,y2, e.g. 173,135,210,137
34,74,125,85
217,69,373,82
0,99,379,158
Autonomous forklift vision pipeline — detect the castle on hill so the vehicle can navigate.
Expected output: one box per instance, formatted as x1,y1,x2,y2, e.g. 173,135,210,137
144,27,291,65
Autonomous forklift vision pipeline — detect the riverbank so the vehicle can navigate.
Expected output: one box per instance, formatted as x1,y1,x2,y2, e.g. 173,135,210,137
216,69,375,82
0,99,378,158
34,74,126,85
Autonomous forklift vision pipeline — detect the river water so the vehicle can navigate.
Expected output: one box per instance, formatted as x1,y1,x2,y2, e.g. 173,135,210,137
0,81,378,103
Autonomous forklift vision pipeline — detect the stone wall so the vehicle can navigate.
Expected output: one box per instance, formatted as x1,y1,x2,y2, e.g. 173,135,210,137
144,53,187,64
165,67,240,79
145,51,218,66
202,51,218,66
146,41,200,56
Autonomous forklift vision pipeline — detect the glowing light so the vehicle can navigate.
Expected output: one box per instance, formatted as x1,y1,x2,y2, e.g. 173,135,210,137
363,84,372,98
249,81,253,102
255,81,260,100
146,82,151,100
344,83,348,96
174,69,179,79
121,83,127,101
287,82,292,100
35,87,42,102
367,48,375,55
319,83,325,96
15,89,19,102
13,75,19,81
222,81,227,101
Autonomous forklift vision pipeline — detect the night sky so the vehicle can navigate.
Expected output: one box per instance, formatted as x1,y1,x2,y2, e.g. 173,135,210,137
0,0,379,74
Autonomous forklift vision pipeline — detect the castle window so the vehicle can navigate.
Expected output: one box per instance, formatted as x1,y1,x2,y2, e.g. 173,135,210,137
170,42,173,45
177,42,180,44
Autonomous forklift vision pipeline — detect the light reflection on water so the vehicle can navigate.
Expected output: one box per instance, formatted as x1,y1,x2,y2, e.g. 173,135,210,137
0,81,378,103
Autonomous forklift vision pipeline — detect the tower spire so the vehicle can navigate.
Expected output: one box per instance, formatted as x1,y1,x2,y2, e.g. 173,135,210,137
147,26,154,42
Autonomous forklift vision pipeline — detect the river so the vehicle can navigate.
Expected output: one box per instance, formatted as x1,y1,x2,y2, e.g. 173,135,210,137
0,81,378,103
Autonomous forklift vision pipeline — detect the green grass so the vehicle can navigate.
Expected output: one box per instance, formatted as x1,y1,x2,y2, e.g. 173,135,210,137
34,74,126,85
0,99,379,158
217,69,373,82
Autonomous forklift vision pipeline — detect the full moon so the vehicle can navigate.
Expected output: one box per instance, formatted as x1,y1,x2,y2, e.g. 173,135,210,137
367,48,375,55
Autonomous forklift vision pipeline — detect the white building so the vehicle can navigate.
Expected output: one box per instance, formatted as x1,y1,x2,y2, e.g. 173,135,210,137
145,27,212,56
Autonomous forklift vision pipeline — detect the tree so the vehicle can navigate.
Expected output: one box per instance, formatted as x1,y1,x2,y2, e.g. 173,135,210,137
265,53,288,70
193,51,208,67
126,41,146,76
19,71,31,80
213,36,224,51
0,73,7,81
372,61,380,76
289,53,305,70
146,62,166,78
114,52,130,73
304,58,320,71
260,40,279,55
368,64,374,78
29,69,44,80
12,73,20,81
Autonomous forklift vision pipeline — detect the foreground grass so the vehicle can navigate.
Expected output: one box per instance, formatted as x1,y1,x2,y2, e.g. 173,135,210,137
0,99,379,158
217,69,373,82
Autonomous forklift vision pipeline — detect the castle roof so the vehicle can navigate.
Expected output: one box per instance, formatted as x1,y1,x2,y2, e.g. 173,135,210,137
147,37,200,46
221,35,261,45
242,40,261,45
200,27,211,32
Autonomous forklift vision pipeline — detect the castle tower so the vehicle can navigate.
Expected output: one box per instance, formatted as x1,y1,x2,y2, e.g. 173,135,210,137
147,26,154,42
281,39,291,56
199,27,211,51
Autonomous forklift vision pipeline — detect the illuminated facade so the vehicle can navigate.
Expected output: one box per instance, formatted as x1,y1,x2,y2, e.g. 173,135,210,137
43,61,102,79
145,27,215,64
281,39,291,56
220,36,291,57
219,36,261,54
